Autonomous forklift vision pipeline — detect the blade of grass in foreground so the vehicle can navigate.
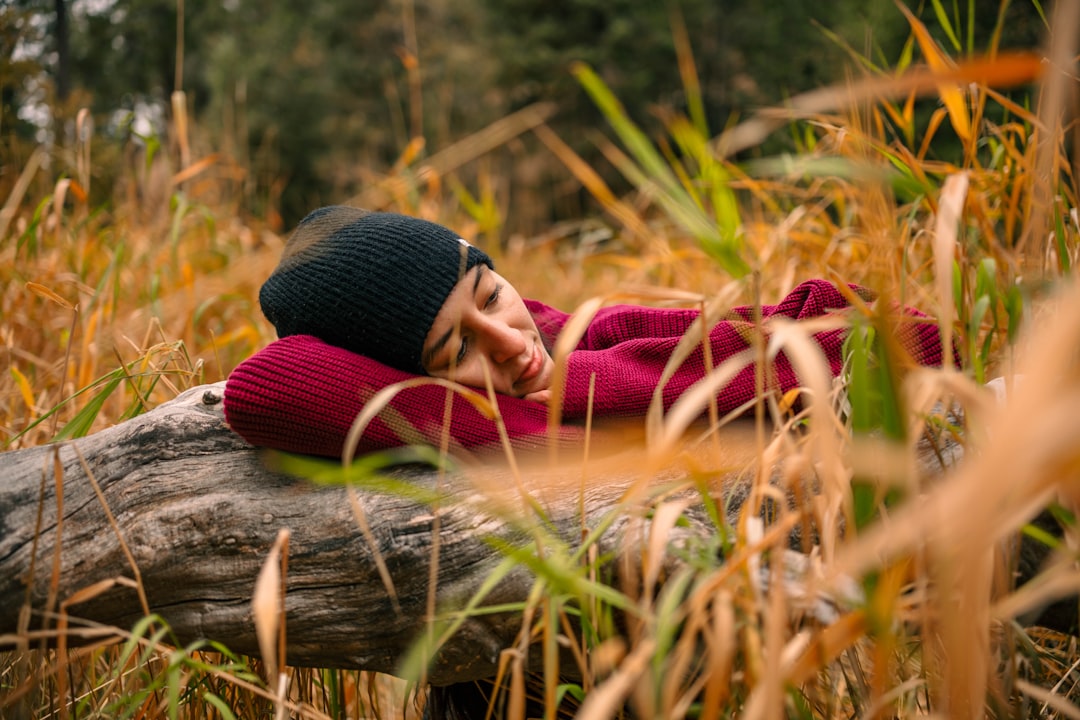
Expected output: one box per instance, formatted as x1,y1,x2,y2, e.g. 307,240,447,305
572,62,751,278
52,377,123,442
5,366,126,447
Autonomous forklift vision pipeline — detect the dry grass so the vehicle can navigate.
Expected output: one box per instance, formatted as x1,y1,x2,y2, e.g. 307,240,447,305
3,3,1080,719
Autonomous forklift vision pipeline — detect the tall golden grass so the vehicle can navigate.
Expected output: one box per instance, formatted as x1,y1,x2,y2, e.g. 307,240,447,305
2,2,1080,718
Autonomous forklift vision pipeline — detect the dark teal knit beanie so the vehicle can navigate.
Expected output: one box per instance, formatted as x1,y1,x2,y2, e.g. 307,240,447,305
259,206,493,374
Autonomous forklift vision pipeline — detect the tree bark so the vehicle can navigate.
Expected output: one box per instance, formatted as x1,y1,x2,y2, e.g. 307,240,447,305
2,382,1014,685
0,383,734,683
54,0,69,102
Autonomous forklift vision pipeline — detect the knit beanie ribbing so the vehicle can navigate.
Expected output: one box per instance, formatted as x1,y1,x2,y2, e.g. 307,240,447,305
259,206,493,374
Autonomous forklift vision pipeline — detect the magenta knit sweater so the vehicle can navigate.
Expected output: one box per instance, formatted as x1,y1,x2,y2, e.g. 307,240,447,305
223,279,948,458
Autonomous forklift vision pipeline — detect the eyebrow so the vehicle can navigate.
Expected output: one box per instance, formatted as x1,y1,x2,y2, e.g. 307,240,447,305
422,265,486,368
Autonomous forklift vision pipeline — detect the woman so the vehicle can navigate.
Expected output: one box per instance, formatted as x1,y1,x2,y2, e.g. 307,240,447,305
223,205,949,458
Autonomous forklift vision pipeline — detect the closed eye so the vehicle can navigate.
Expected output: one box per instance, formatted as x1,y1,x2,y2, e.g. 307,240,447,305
454,283,502,365
451,285,504,365
485,284,503,309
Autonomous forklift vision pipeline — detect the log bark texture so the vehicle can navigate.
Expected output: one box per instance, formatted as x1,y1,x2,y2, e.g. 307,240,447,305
0,383,729,683
6,381,1029,687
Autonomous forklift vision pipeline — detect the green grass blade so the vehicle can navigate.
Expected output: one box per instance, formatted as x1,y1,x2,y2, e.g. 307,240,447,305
844,322,874,434
573,62,750,277
930,0,962,51
52,376,123,442
202,693,239,720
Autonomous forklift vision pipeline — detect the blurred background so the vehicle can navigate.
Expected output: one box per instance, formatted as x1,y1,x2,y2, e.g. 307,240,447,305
1,0,1047,232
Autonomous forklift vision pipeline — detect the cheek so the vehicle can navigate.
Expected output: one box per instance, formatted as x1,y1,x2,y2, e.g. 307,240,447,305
455,356,493,386
509,298,536,332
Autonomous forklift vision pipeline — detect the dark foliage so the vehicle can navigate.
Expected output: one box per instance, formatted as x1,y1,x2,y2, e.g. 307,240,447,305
3,0,1050,227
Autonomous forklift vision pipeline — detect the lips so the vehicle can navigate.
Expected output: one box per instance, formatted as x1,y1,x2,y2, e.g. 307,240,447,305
517,344,543,387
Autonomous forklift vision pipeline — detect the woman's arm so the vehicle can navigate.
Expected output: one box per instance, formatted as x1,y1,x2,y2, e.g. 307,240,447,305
558,279,949,418
225,281,949,458
223,334,568,459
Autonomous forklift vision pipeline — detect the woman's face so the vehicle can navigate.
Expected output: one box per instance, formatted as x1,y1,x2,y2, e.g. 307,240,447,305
422,265,553,400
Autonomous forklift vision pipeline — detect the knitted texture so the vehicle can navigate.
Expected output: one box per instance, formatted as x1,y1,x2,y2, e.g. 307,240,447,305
259,206,492,374
225,279,951,458
551,279,950,417
223,334,571,459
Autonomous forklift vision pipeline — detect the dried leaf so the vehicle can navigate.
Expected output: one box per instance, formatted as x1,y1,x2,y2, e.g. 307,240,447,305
897,2,971,142
172,153,221,186
934,173,969,372
10,366,35,412
26,281,74,310
252,528,290,683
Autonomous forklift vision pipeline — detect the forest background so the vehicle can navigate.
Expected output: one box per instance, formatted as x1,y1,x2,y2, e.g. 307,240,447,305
2,0,1047,229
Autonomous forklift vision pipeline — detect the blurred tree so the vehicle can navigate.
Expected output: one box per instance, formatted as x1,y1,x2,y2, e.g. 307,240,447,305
53,0,67,101
63,0,228,124
0,2,44,143
6,0,1051,227
479,0,1046,132
198,0,505,224
474,0,912,225
0,0,47,205
473,0,1048,225
479,0,885,138
202,0,408,222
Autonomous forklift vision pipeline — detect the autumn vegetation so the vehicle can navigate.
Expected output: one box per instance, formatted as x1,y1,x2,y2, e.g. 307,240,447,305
2,0,1080,718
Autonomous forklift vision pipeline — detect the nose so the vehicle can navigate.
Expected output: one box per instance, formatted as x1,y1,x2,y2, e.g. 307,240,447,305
481,318,526,364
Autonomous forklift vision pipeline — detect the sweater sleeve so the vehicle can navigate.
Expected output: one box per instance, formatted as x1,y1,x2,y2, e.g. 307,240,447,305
557,279,949,419
223,334,569,459
223,282,949,458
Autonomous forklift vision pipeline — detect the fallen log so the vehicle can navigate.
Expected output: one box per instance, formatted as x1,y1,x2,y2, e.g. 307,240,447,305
4,382,1059,685
0,383,731,683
